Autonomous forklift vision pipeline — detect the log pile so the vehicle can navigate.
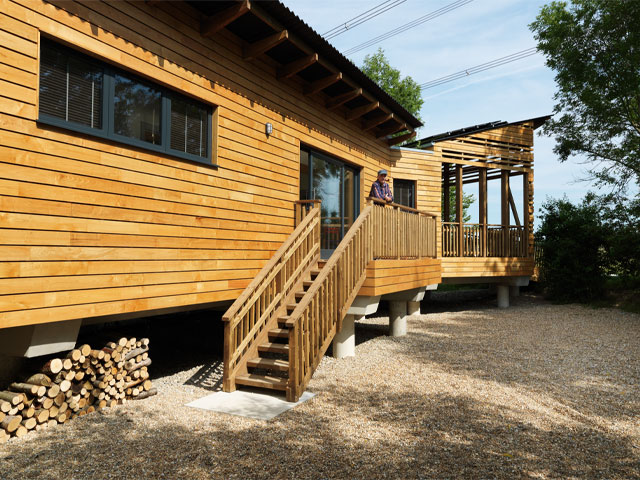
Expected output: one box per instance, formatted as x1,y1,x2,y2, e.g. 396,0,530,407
0,337,157,443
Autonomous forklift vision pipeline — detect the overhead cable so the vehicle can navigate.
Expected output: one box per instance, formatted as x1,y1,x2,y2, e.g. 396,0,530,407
322,0,407,40
343,0,474,56
419,47,538,89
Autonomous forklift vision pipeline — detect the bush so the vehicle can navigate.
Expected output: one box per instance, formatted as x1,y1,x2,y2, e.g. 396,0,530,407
536,196,608,302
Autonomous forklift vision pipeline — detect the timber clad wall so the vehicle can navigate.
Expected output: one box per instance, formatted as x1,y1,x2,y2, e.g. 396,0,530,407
0,0,538,332
0,0,429,329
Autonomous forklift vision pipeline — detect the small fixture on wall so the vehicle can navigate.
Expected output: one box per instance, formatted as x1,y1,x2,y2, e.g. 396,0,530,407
265,122,273,137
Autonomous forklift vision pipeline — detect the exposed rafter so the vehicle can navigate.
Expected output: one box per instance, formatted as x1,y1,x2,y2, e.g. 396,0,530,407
376,122,406,138
326,88,362,110
388,131,416,146
277,53,318,79
201,1,251,38
304,72,342,95
362,112,393,132
346,101,379,121
243,30,288,60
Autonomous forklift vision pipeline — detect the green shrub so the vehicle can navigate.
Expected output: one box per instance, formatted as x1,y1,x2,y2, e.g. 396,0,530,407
536,196,608,302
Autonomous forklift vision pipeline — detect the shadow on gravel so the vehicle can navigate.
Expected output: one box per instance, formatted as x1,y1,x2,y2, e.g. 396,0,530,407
1,386,637,479
398,293,640,425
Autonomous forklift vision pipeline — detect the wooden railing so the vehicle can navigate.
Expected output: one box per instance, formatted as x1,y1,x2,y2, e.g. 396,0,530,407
285,199,437,401
443,222,527,257
368,197,437,259
222,202,321,391
295,199,321,226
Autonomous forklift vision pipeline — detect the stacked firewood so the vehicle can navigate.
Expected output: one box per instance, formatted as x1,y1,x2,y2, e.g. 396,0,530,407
0,337,157,443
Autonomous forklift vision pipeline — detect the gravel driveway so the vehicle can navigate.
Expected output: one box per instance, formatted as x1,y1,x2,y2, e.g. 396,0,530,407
1,292,638,479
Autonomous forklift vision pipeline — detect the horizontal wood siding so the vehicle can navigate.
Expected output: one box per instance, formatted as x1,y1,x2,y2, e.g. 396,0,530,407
441,257,534,278
359,258,442,296
0,0,408,329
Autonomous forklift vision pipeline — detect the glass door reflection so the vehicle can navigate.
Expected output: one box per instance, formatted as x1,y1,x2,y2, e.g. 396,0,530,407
300,148,359,258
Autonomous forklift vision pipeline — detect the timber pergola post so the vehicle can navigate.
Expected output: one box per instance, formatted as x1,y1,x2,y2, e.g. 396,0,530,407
501,170,510,257
443,163,450,222
479,168,487,257
456,164,463,257
523,171,531,257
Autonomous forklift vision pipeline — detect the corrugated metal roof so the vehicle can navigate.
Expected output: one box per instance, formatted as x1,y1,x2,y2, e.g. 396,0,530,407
193,0,422,130
407,115,552,146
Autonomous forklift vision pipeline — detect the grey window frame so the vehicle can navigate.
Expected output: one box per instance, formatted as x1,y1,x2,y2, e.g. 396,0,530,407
393,178,416,208
38,38,214,166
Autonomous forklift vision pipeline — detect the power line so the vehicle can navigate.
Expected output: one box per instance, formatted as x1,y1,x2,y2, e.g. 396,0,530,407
322,0,407,40
419,47,538,89
343,0,474,56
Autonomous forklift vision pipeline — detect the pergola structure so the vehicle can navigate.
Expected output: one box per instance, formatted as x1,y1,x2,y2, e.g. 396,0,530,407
409,116,550,259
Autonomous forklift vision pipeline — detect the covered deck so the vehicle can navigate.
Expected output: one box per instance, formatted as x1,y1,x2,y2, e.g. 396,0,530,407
407,116,549,283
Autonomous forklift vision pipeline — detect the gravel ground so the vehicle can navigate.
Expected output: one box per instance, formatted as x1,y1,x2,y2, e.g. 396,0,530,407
1,292,639,479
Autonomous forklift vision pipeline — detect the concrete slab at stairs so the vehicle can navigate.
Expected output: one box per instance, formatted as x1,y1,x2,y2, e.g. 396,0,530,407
186,390,315,420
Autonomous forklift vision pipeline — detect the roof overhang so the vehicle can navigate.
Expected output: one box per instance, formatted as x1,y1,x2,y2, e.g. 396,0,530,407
170,0,422,142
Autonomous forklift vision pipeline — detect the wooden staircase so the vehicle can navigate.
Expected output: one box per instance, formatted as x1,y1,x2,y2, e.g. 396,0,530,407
234,267,320,392
222,199,437,401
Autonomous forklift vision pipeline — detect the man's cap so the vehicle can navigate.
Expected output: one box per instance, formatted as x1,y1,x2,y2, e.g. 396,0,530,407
377,169,388,176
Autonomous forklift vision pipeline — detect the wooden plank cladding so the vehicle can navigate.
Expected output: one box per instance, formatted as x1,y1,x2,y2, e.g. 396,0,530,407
0,0,426,330
359,258,442,296
441,257,535,279
0,0,545,333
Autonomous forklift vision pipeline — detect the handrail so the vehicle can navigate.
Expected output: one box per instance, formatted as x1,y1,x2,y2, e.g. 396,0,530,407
294,199,321,226
222,203,321,391
366,196,438,217
285,206,373,401
284,201,438,401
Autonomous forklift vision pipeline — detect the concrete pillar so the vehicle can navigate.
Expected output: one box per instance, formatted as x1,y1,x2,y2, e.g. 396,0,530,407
333,314,356,359
389,301,407,336
497,284,509,308
510,286,520,297
407,301,421,317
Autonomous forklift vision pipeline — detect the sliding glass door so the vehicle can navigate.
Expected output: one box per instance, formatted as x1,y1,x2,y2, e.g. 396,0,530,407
300,148,359,258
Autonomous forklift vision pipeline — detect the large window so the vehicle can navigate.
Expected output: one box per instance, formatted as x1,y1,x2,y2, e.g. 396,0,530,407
39,38,213,165
393,179,416,208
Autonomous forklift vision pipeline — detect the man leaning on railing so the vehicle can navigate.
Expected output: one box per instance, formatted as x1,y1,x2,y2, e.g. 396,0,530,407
369,169,393,203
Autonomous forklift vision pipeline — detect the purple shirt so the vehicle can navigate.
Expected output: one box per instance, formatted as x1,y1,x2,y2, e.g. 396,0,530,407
369,180,393,202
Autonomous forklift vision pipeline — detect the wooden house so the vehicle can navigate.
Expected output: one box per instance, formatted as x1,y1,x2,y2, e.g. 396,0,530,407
0,0,546,401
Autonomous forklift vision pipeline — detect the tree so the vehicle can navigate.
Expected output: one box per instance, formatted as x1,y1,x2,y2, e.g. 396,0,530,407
442,188,475,223
361,48,423,121
530,1,640,191
536,195,608,302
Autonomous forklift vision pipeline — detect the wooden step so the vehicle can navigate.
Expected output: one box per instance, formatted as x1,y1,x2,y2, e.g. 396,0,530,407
235,374,287,391
258,342,289,354
247,357,289,372
277,315,290,325
268,328,289,339
303,280,313,288
310,268,320,277
295,291,305,300
286,303,297,312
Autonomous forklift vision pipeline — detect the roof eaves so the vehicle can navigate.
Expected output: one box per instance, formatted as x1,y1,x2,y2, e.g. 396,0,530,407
257,1,423,130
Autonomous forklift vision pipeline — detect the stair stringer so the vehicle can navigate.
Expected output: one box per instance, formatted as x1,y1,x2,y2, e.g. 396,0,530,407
226,256,320,390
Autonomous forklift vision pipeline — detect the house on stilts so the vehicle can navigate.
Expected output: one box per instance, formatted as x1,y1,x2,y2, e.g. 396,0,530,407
0,0,548,401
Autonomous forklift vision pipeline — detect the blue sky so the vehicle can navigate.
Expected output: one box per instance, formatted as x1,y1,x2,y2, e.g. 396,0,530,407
283,0,608,225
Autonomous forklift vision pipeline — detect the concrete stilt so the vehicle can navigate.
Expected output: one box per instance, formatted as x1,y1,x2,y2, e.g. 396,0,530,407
407,301,421,317
497,284,510,308
389,301,407,336
333,314,356,358
510,286,520,297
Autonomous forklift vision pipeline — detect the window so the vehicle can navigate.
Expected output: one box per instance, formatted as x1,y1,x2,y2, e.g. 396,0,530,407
393,179,416,208
38,38,214,165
